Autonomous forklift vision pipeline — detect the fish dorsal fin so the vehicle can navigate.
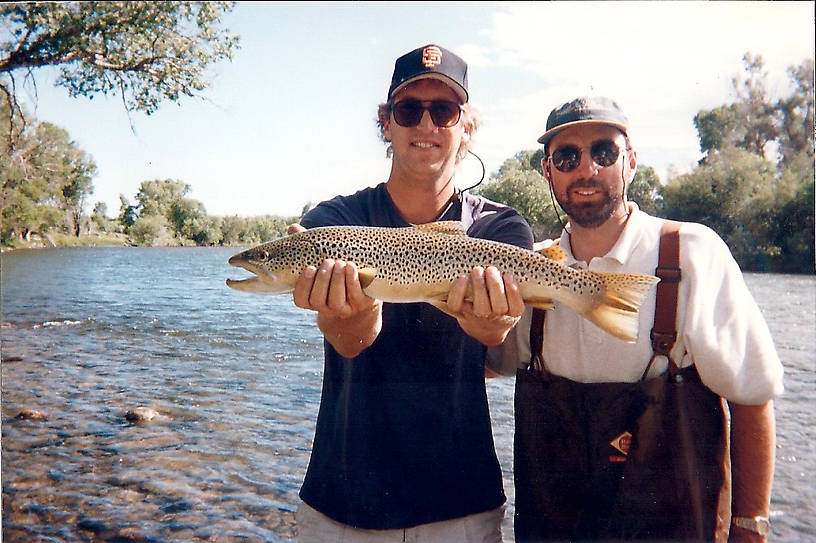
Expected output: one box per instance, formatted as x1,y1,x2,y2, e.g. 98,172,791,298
358,268,378,289
413,221,466,236
537,244,569,266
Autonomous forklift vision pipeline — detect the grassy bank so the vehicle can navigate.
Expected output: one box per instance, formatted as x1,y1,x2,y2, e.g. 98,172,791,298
1,232,130,251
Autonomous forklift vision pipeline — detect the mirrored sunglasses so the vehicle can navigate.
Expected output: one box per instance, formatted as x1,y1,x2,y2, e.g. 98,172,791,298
550,139,623,173
390,99,462,128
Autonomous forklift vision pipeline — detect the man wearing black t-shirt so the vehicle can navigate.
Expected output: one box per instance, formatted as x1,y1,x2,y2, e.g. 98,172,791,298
289,44,533,542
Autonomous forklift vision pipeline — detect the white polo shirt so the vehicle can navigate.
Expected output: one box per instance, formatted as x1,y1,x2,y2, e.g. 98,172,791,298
489,204,784,405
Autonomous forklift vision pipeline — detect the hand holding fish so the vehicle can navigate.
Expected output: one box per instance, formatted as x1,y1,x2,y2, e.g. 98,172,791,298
447,266,525,346
294,257,383,359
287,224,382,357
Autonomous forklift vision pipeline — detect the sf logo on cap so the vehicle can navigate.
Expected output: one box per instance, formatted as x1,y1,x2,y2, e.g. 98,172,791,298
422,46,442,69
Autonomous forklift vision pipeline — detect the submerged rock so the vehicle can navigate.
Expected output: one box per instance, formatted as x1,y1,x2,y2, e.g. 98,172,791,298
15,408,48,420
125,407,160,423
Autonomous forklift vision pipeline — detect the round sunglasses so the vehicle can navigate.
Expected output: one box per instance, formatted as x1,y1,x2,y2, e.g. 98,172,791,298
549,139,624,173
390,99,463,128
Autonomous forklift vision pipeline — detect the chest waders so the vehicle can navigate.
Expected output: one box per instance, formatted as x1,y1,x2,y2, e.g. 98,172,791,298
514,222,731,542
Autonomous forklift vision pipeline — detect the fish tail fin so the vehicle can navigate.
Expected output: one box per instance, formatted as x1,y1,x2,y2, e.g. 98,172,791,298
583,272,660,343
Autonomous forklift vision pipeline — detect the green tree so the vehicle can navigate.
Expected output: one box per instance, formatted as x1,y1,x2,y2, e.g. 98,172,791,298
134,179,191,219
129,178,217,243
628,165,662,216
129,213,171,246
730,53,779,158
694,53,813,168
694,105,740,156
48,124,97,236
776,59,815,168
476,151,561,240
219,215,244,245
661,146,778,269
191,215,223,246
118,194,137,231
249,215,288,242
767,150,815,272
91,201,111,232
1,1,239,148
1,108,96,243
169,196,207,240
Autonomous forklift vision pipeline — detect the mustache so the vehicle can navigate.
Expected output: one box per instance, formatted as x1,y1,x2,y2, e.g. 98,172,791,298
567,178,606,191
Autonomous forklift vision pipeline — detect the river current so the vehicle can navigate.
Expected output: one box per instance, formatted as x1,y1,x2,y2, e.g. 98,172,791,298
1,247,814,541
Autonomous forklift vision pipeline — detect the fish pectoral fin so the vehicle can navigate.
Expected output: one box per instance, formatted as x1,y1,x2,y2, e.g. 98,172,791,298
525,296,555,310
412,220,466,236
357,268,378,289
536,245,569,266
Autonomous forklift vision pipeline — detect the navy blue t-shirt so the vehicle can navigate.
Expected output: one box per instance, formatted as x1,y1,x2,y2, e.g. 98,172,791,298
298,183,533,529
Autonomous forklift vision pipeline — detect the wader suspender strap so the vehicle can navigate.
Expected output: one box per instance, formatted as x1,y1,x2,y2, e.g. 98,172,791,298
529,220,683,378
646,221,683,378
528,307,547,375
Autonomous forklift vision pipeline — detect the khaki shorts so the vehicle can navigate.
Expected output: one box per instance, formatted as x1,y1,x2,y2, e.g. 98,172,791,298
296,501,504,543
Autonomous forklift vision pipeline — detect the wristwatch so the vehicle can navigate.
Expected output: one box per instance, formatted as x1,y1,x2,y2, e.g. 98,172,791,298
732,516,771,536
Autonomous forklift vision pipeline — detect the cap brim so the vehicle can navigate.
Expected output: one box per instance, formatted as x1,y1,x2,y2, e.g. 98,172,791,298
537,119,628,145
390,73,468,103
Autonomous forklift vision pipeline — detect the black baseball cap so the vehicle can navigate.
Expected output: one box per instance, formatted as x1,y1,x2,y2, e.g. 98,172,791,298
387,44,468,103
537,96,629,147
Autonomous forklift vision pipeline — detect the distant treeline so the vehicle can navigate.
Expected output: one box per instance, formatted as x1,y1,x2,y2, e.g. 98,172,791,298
2,53,813,273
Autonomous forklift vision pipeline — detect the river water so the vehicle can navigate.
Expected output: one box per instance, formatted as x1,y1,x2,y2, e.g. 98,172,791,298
1,247,814,542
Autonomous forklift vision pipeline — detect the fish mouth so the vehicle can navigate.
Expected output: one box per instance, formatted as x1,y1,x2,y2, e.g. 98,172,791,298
225,275,290,294
226,256,292,294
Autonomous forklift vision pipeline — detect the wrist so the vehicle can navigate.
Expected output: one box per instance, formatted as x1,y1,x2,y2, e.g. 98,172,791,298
318,303,382,356
732,516,770,537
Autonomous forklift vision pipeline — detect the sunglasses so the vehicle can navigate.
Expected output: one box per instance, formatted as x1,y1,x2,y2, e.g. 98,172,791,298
549,139,623,173
390,99,463,128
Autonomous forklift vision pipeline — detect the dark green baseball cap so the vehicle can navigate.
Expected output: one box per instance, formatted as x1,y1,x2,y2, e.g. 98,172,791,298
537,96,629,146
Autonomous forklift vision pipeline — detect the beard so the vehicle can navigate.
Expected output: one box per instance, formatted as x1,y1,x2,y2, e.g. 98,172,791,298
558,178,624,228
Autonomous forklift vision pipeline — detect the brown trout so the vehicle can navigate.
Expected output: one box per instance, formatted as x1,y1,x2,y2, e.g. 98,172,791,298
226,221,659,342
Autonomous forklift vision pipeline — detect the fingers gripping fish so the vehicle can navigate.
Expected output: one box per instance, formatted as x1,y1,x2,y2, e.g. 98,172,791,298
226,221,660,343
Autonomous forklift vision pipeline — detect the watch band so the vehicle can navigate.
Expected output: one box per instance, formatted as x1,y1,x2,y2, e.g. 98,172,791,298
732,516,771,536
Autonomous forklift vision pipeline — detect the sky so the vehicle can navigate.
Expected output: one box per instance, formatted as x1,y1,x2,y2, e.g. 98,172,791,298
13,1,816,218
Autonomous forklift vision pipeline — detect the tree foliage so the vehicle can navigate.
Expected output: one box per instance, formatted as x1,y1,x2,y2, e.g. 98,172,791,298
108,178,292,246
661,146,779,268
1,101,96,243
776,59,815,168
694,54,814,166
0,1,239,148
476,150,562,240
628,165,662,216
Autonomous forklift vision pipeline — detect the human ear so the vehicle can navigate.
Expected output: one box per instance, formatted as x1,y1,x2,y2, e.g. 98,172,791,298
542,158,552,182
626,148,637,181
383,117,392,142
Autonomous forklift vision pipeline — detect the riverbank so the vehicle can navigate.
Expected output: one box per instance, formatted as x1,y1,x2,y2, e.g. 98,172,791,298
1,232,130,252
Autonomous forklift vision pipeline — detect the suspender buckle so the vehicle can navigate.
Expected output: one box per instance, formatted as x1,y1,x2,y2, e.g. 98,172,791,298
650,329,677,354
655,266,681,283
